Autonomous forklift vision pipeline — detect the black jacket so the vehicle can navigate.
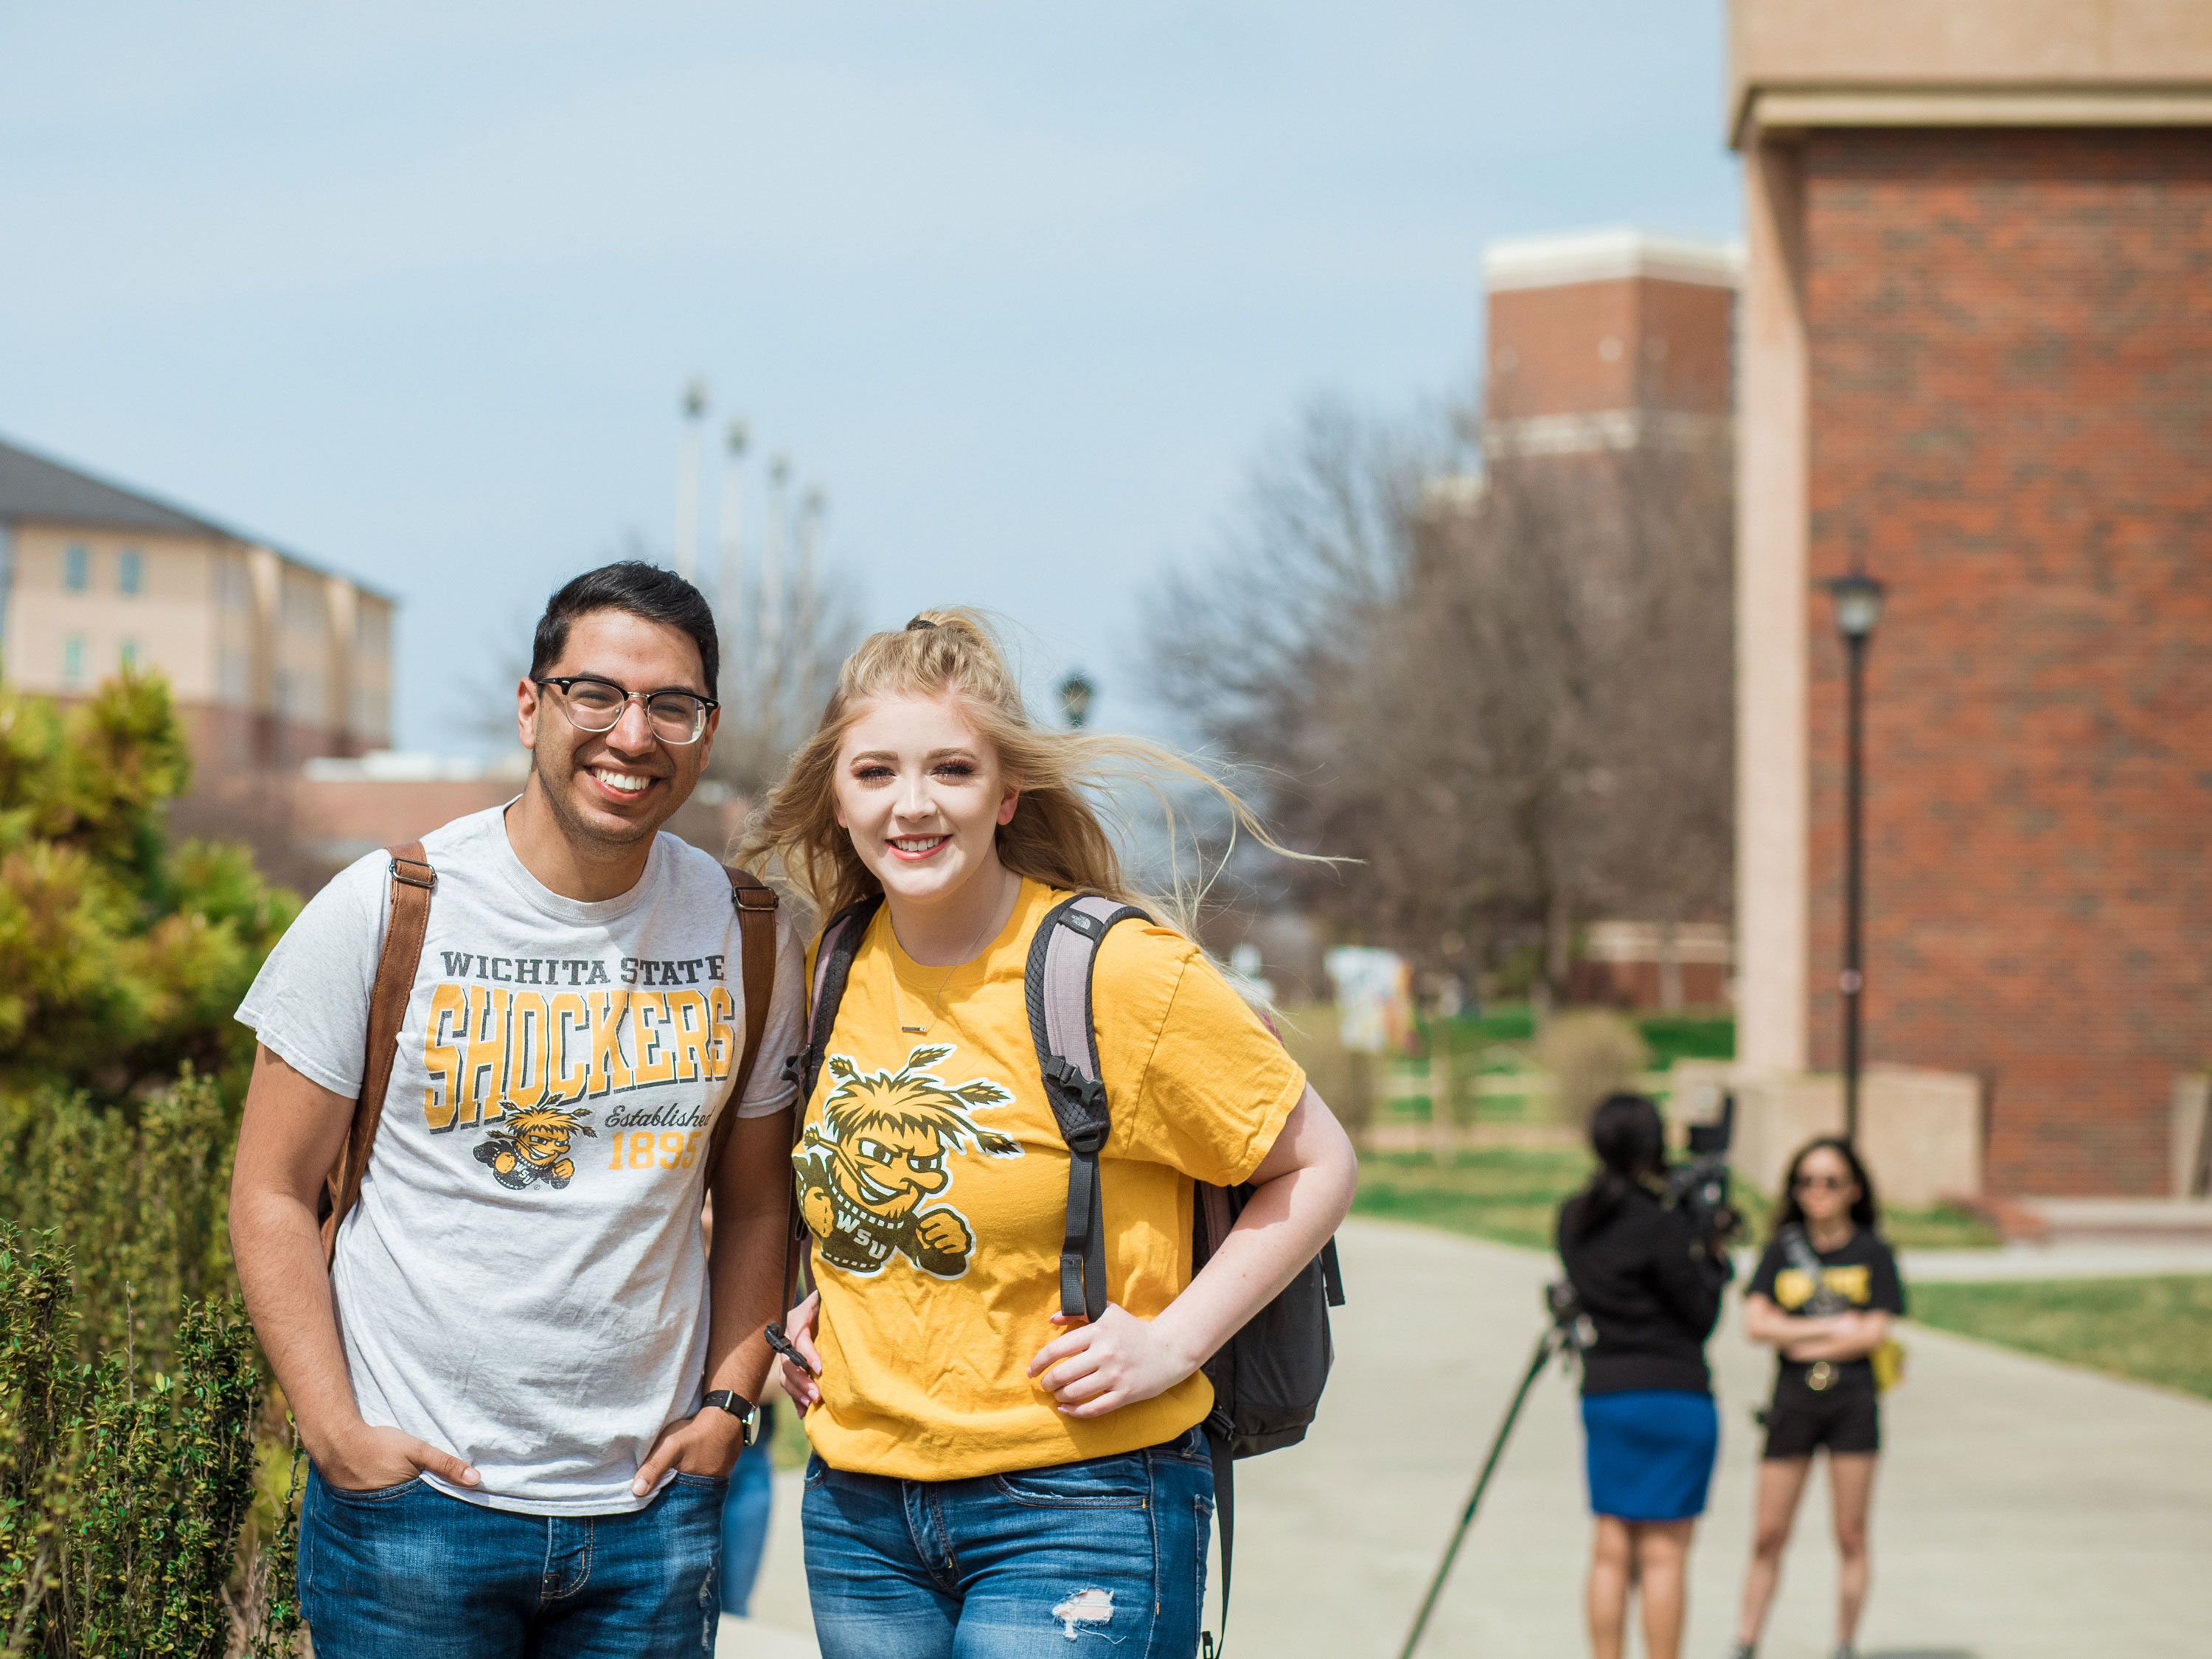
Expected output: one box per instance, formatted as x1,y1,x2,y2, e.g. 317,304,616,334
1557,1182,1728,1396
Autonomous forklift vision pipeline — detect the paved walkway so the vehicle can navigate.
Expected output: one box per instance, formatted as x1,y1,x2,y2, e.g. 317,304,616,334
724,1219,2212,1658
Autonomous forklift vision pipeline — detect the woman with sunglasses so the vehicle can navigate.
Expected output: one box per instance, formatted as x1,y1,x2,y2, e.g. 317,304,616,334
1728,1138,1905,1659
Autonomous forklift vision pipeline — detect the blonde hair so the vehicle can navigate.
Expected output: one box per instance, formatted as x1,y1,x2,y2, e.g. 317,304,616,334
736,608,1295,939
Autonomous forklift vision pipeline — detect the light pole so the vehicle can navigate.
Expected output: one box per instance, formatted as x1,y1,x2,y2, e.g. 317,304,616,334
675,379,709,582
1823,571,1885,1143
1058,670,1094,728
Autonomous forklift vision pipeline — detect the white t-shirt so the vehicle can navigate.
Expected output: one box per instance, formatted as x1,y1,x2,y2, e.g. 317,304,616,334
236,803,805,1514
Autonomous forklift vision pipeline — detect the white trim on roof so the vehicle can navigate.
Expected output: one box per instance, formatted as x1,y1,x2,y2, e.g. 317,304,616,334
1484,227,1745,293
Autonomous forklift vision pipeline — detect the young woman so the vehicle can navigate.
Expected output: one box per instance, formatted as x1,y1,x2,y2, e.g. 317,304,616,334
1729,1137,1905,1659
1554,1093,1730,1659
742,611,1358,1659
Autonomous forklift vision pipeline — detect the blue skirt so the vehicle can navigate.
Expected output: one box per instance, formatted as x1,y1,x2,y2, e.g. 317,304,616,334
1582,1390,1718,1522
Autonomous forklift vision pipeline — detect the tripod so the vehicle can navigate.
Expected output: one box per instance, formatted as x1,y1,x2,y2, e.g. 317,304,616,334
1396,1283,1590,1659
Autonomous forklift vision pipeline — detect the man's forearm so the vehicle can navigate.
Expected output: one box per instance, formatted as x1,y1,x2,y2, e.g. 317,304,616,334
232,1187,364,1461
703,1107,799,1406
703,1188,785,1404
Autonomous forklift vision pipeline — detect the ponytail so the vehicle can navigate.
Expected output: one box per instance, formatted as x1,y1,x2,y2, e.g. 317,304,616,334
1564,1093,1666,1243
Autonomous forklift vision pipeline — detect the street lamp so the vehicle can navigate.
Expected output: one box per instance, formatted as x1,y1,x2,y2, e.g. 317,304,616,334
1823,571,1885,1142
1058,670,1094,728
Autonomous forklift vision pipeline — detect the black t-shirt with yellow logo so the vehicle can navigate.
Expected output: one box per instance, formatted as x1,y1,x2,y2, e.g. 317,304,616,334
1745,1225,1905,1395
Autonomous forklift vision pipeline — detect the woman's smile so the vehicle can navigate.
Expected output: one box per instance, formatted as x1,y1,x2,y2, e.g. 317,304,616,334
888,834,951,860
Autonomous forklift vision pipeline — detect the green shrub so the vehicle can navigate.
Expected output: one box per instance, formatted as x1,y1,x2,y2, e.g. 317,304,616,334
0,672,297,1108
0,1227,302,1657
0,1079,234,1374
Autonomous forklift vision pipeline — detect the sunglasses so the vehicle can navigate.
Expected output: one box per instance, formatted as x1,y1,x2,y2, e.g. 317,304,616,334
1792,1174,1851,1192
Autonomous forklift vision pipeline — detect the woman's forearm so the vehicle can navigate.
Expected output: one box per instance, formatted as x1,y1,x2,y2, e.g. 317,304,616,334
1782,1311,1890,1362
1150,1090,1357,1374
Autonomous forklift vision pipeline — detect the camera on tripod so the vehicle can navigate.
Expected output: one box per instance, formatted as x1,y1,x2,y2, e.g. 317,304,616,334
1662,1091,1742,1248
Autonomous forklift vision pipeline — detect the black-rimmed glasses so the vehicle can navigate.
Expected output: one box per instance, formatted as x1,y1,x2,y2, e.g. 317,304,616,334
533,676,718,745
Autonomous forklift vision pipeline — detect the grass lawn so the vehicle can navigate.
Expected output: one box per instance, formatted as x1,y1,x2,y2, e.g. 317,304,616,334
1908,1276,2212,1402
1352,1149,2002,1253
1352,1147,1593,1251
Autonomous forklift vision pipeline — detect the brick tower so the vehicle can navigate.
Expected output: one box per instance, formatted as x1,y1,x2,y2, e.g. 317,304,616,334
1731,0,2212,1195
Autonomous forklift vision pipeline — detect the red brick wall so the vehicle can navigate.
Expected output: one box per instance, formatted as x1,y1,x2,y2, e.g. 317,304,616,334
1801,128,2212,1194
1489,276,1733,421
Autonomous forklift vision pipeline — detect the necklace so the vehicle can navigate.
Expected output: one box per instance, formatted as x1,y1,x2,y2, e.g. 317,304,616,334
893,883,1009,1036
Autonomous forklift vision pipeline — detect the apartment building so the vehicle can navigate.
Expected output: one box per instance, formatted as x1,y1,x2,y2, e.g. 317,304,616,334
0,435,394,883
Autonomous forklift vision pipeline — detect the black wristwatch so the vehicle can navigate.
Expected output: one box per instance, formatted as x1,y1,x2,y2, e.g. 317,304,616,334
700,1390,761,1447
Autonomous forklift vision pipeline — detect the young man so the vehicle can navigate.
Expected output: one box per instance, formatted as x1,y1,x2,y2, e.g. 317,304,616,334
231,563,804,1657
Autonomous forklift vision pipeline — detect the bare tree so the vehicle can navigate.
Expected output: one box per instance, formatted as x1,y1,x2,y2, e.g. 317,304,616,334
709,490,862,799
1149,393,1733,1004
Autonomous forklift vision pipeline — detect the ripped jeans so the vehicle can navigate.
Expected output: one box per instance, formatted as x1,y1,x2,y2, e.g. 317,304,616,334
801,1426,1215,1659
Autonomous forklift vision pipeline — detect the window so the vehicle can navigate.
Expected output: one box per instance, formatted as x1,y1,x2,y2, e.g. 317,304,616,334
218,648,251,704
355,602,391,657
119,640,140,673
61,636,85,686
216,557,251,613
64,545,89,591
282,576,324,636
118,549,142,595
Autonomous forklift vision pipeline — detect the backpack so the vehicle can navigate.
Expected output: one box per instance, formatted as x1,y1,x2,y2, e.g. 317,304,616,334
316,841,782,1261
794,890,1346,1637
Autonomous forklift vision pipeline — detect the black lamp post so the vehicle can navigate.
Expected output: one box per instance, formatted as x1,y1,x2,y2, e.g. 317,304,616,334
1823,571,1885,1142
1058,670,1094,729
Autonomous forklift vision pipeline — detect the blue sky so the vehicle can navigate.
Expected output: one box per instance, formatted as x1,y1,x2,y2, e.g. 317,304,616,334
0,1,1739,750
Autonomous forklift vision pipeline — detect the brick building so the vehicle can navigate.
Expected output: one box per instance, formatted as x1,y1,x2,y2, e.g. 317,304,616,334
1473,229,1742,1012
1731,0,2212,1194
1484,227,1739,457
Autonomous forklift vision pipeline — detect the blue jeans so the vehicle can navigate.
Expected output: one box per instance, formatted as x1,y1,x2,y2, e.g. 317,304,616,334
801,1426,1215,1659
299,1464,724,1658
718,1434,775,1615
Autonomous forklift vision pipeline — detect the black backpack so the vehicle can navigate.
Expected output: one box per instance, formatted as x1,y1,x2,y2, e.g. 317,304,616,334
794,891,1346,1635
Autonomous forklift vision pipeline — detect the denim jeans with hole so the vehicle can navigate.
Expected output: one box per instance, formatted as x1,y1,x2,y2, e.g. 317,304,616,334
801,1425,1215,1659
298,1464,724,1658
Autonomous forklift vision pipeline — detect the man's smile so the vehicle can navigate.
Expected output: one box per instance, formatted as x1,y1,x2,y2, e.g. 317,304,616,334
585,765,662,802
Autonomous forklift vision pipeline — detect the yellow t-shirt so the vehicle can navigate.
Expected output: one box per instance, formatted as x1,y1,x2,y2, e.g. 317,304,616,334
794,877,1306,1482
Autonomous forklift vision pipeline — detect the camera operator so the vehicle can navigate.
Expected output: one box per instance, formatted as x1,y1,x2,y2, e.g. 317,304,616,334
1556,1094,1732,1659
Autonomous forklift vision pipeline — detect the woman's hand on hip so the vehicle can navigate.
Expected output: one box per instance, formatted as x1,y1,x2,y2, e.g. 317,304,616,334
1029,1304,1199,1419
777,1291,825,1411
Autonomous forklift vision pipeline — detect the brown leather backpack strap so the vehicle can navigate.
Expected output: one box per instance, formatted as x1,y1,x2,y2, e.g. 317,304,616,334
706,867,781,1178
322,842,436,1264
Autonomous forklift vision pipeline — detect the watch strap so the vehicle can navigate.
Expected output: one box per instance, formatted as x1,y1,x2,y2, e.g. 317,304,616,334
700,1389,759,1445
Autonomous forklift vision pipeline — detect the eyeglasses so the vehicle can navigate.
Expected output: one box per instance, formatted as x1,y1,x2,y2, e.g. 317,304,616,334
533,676,718,745
1792,1174,1850,1192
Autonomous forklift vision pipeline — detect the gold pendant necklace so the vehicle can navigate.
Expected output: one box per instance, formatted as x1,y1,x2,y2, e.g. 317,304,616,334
894,886,1007,1036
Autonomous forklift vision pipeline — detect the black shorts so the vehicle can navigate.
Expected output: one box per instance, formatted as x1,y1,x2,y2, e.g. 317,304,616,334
1760,1382,1880,1460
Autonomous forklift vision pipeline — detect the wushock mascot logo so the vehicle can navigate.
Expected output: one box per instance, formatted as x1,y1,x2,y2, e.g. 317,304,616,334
794,1044,1020,1279
473,1104,598,1191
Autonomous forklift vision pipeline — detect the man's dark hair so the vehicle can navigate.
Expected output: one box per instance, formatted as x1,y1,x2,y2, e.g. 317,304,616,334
530,562,719,693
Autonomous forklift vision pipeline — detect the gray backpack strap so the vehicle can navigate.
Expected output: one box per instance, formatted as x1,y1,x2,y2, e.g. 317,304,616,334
1024,893,1150,1321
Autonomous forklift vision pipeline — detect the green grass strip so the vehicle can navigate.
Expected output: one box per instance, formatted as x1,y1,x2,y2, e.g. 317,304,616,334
1909,1276,2212,1402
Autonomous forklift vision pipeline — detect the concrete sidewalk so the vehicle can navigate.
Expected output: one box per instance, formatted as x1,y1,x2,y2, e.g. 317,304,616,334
724,1218,2212,1658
